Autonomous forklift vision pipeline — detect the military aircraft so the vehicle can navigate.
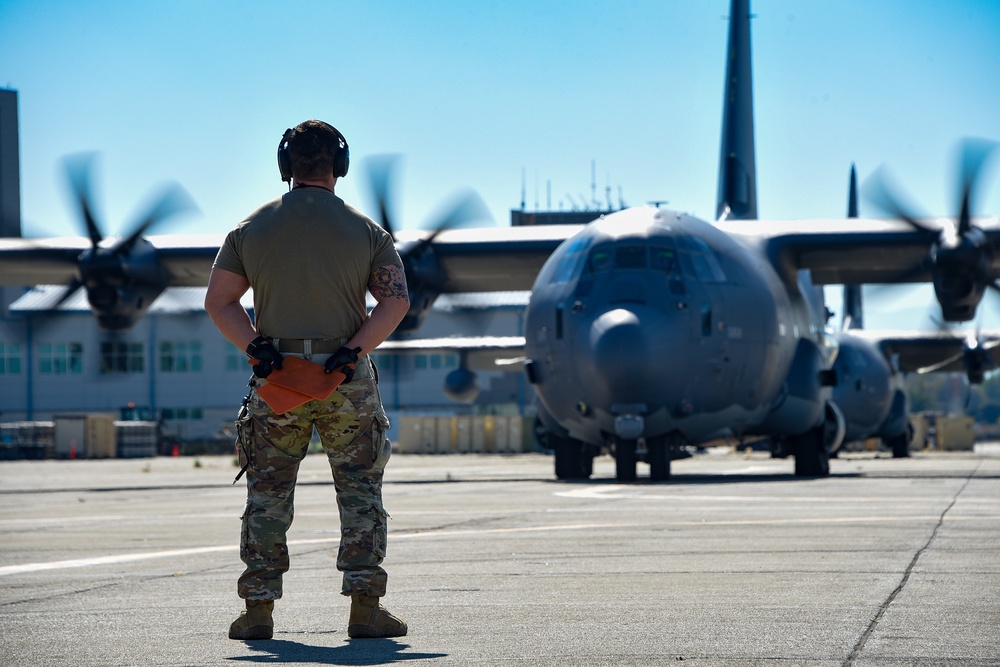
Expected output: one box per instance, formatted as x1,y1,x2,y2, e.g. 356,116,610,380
380,0,1000,481
2,0,999,481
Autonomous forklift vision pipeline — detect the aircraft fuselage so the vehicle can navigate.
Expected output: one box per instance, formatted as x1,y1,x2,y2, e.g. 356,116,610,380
525,207,834,449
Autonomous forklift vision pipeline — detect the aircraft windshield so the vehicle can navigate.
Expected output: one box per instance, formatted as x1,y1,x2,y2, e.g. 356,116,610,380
576,237,729,296
585,243,681,276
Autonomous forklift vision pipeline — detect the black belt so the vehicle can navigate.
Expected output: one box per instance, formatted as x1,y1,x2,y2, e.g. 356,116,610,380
272,339,344,355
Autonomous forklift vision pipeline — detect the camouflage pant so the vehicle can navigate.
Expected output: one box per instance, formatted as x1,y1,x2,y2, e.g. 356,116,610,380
235,356,392,601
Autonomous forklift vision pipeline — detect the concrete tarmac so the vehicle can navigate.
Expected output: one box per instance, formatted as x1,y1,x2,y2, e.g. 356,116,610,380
1,448,998,666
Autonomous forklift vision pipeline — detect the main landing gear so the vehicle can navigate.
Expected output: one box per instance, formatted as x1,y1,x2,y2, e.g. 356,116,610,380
883,422,914,459
551,435,595,480
791,402,845,477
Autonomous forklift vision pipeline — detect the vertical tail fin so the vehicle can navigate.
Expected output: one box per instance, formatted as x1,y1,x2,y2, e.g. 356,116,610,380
716,0,757,221
843,164,864,329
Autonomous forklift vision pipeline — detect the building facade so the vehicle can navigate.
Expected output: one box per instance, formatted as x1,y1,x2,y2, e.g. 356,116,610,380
0,286,531,443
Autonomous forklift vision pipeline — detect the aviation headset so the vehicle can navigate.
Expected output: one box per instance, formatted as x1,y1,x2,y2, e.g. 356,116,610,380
276,121,350,183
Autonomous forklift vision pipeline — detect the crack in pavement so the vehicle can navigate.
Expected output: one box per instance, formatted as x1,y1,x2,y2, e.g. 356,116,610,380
842,462,980,667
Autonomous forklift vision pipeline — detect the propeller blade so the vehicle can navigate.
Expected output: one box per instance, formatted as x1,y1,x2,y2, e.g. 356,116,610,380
956,138,997,235
366,155,401,237
402,190,492,263
111,184,196,255
424,189,492,238
64,154,104,247
863,166,940,237
917,351,964,375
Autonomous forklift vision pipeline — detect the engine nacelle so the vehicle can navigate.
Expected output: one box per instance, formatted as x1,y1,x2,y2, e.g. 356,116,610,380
443,367,479,403
932,231,992,322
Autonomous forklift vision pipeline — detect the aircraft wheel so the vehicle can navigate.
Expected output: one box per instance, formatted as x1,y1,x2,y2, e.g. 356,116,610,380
792,426,830,477
615,439,638,482
553,436,592,480
647,436,671,481
886,423,913,459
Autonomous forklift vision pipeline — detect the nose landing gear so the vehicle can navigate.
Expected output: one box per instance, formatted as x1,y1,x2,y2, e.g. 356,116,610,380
612,435,674,482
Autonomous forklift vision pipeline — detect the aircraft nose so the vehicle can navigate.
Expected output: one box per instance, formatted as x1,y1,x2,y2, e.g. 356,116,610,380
580,306,675,406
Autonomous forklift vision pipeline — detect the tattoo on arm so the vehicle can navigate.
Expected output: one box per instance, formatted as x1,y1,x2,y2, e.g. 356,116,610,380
369,264,410,302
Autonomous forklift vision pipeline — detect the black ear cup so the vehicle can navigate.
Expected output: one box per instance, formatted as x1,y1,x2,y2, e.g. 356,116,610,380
332,136,350,178
276,124,350,182
277,128,294,183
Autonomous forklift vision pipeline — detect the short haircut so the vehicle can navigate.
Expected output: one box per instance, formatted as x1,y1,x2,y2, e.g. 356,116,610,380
287,120,342,181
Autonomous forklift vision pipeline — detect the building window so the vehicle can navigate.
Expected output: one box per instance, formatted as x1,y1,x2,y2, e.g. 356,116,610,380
0,343,22,375
100,341,145,374
159,340,202,373
414,353,458,370
371,354,395,372
226,344,245,372
161,407,204,420
39,342,84,375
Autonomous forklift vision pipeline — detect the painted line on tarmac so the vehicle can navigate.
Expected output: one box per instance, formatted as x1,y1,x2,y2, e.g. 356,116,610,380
0,522,634,578
0,544,238,577
7,508,998,578
554,485,1000,504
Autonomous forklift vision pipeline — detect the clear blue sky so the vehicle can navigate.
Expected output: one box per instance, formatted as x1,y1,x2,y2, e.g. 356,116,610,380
2,1,1000,325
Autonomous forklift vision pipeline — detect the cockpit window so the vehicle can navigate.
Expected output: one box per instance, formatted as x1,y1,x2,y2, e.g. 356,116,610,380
547,235,594,284
677,236,726,283
650,246,678,275
615,246,646,269
587,246,613,273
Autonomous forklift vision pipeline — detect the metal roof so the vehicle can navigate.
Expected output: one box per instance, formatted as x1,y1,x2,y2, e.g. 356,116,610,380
8,285,253,315
8,286,529,315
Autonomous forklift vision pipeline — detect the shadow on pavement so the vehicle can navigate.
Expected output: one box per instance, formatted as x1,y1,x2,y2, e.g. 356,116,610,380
229,637,446,664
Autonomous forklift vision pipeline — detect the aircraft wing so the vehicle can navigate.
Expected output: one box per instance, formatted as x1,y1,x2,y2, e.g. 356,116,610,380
0,234,223,287
0,225,578,293
394,225,581,292
143,234,225,286
376,335,526,371
720,216,1000,285
0,237,93,285
847,329,1000,374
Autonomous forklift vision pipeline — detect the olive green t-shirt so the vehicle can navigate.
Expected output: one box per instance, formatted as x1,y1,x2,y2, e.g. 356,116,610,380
213,187,402,340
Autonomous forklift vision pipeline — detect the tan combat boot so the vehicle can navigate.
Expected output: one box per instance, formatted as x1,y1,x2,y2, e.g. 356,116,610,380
229,599,274,640
348,594,407,638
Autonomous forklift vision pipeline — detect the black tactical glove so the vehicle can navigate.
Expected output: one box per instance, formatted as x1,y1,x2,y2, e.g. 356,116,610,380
246,336,284,379
324,346,361,382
